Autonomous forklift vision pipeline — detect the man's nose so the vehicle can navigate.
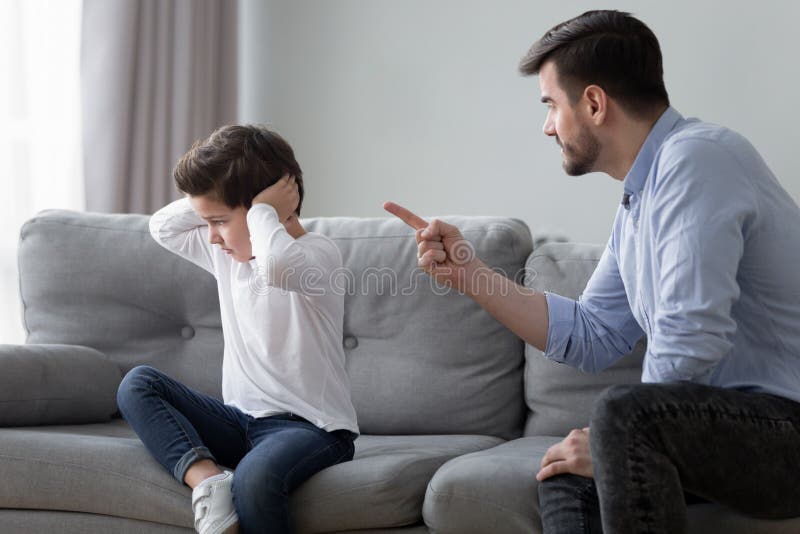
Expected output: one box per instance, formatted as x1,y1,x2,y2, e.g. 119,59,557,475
543,117,556,137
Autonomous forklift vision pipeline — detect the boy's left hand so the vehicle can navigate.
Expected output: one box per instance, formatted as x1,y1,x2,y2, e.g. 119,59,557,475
536,427,593,481
252,174,299,221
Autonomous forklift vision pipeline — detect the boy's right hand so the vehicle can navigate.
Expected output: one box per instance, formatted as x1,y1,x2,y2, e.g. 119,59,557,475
252,174,299,222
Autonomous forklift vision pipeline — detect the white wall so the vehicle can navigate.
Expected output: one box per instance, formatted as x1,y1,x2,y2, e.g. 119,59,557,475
239,0,800,244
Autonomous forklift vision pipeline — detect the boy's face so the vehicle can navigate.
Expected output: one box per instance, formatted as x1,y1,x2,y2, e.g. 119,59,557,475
188,194,254,262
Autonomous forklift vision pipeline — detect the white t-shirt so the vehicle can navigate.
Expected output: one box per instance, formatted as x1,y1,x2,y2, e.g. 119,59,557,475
150,198,359,434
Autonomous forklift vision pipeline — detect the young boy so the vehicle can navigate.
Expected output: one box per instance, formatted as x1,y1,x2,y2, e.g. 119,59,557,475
116,125,359,534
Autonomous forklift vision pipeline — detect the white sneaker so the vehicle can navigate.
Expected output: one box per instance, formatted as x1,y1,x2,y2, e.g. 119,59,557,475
191,470,239,534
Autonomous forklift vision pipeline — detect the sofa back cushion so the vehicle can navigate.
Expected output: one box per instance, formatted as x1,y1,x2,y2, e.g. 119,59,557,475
302,216,532,439
19,210,532,439
0,344,122,426
19,210,224,398
523,243,645,436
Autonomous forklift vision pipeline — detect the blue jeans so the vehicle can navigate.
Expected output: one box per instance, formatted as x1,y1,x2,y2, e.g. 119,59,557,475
538,383,800,534
116,365,356,534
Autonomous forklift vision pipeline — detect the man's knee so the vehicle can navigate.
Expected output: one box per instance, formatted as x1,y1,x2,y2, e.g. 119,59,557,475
590,383,658,434
589,383,678,467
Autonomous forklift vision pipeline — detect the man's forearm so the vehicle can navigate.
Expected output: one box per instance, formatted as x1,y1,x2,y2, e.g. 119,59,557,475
461,260,549,351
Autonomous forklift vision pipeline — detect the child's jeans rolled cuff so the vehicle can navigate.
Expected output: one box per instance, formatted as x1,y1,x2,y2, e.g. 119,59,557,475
173,446,216,484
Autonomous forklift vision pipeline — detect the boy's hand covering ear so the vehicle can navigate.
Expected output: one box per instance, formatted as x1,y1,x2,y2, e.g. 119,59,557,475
252,174,300,222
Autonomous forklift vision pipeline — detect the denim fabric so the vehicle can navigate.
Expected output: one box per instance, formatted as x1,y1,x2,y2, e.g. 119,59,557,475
117,365,356,534
539,383,800,534
539,475,708,534
539,474,603,534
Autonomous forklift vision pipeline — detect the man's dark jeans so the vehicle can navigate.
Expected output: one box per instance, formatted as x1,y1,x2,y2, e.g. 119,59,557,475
539,383,800,533
116,365,356,534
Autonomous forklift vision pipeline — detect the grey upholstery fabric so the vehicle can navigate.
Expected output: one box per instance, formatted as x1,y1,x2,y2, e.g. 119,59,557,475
522,243,645,436
0,419,193,528
303,216,531,438
0,344,121,426
0,512,432,534
0,510,190,534
423,436,561,534
0,418,499,532
19,210,532,439
291,434,503,532
333,527,430,534
18,210,225,398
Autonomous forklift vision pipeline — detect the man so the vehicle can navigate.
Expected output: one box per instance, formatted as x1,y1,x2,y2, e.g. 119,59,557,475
385,10,800,534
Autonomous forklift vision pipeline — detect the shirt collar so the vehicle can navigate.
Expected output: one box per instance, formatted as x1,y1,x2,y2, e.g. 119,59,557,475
622,106,684,195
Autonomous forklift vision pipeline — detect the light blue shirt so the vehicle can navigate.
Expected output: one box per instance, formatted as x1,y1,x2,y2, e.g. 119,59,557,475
545,107,800,403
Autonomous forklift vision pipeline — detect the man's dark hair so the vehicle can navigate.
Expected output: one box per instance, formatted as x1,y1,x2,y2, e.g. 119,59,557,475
519,10,669,117
174,125,304,214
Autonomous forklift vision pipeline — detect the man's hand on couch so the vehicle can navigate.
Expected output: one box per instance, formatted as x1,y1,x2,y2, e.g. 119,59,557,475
537,427,593,481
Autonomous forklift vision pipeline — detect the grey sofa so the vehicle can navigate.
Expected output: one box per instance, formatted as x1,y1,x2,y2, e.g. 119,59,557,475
2,208,798,533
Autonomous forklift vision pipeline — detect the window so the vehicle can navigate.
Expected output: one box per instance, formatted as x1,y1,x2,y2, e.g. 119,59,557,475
0,0,84,343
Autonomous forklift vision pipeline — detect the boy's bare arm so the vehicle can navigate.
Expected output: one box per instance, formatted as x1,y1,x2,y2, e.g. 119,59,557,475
383,202,549,351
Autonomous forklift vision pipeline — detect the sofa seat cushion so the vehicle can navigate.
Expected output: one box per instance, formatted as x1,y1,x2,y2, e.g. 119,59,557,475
423,436,560,533
0,511,433,534
0,510,192,534
291,433,504,532
423,436,800,534
0,418,501,532
0,418,193,528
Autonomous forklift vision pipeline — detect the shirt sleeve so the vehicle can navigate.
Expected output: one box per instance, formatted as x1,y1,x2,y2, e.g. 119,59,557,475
644,138,757,383
149,197,215,274
544,239,645,373
246,203,341,296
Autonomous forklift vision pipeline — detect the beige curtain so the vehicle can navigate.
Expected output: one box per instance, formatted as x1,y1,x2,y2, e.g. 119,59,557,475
81,0,238,214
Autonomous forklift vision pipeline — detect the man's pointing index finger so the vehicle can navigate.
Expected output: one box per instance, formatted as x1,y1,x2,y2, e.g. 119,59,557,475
383,201,428,231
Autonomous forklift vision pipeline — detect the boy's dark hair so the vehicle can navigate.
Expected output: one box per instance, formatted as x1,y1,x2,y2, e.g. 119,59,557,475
519,10,669,117
174,125,304,214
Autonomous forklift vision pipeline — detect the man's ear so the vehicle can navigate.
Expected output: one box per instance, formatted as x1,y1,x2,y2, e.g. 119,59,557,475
582,85,608,126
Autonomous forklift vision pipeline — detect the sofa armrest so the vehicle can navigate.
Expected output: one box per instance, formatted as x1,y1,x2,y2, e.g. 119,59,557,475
0,344,122,427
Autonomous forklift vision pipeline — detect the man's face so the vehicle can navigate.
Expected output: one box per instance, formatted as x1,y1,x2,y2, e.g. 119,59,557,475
538,61,600,176
188,194,253,262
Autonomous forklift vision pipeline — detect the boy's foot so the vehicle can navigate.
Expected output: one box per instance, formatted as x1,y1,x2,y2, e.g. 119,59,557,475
191,470,239,534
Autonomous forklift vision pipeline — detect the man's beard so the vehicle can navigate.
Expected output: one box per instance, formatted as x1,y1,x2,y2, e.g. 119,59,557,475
559,127,600,176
